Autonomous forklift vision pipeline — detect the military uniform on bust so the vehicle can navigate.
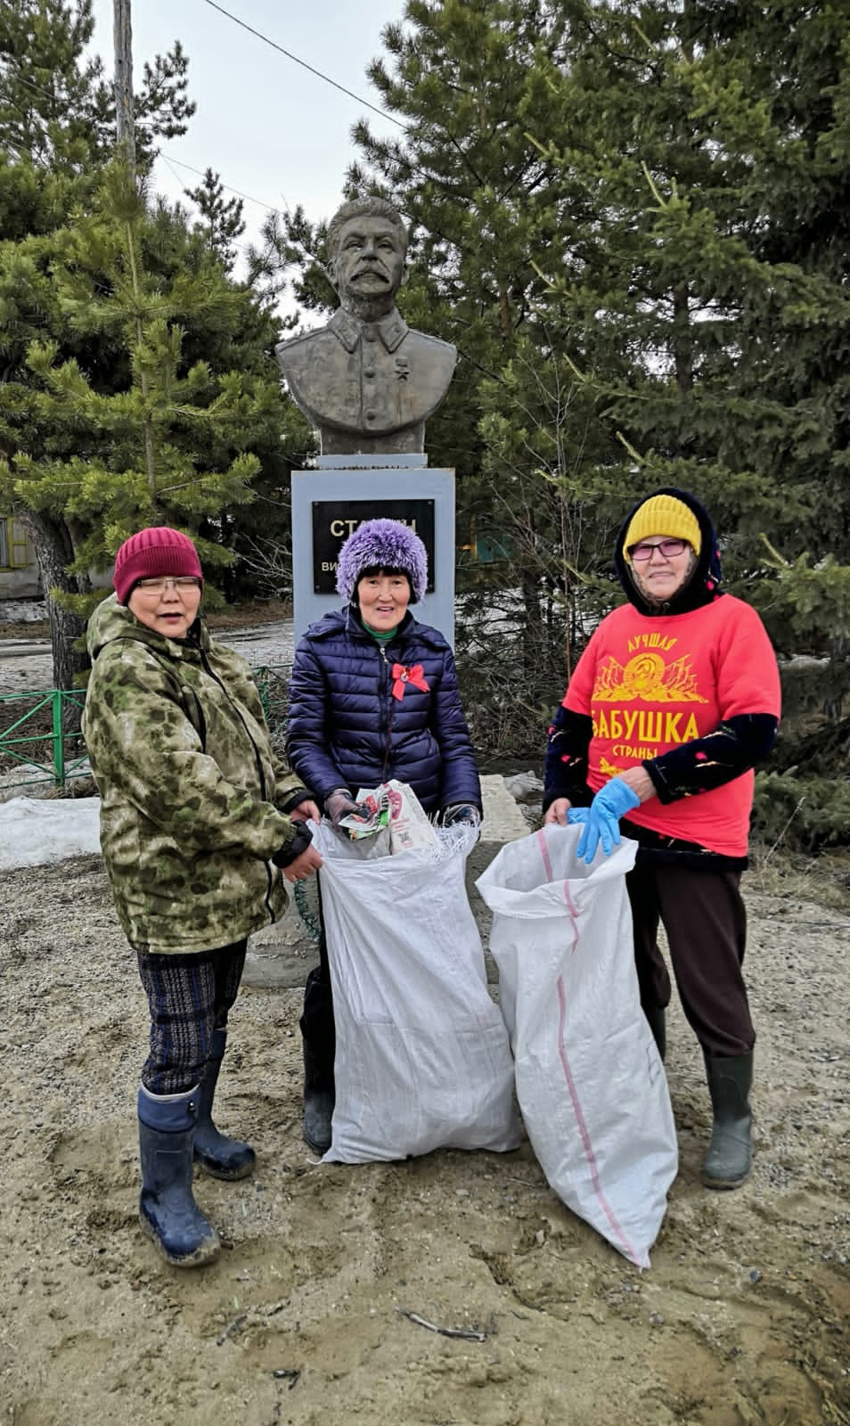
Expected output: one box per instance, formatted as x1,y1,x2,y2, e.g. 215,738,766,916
277,308,456,456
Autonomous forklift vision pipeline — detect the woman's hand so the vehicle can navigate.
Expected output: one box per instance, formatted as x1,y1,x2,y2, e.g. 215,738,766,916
615,766,656,804
543,797,571,826
576,775,645,864
282,845,323,884
290,799,321,823
324,789,362,827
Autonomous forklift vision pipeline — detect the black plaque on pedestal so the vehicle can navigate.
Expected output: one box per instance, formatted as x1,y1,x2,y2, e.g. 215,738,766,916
311,499,436,594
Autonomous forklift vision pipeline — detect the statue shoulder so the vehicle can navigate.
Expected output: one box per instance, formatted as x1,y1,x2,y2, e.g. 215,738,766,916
405,328,457,372
275,326,330,365
412,328,455,349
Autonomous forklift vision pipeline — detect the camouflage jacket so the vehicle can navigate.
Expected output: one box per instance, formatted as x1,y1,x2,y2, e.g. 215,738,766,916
82,595,307,953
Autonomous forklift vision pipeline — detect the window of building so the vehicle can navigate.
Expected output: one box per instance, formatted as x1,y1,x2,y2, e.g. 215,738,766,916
0,516,30,570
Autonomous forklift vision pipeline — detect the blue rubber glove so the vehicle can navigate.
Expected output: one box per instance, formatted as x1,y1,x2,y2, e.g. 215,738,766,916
566,808,590,825
576,777,641,864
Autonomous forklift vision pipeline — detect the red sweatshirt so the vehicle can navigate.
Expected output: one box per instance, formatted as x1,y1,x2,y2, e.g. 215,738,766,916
564,595,782,856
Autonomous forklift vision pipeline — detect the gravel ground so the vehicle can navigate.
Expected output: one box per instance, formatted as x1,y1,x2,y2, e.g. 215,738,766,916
1,847,848,1426
2,614,849,1423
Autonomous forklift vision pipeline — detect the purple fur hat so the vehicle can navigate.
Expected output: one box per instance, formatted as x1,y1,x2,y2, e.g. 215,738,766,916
336,518,428,604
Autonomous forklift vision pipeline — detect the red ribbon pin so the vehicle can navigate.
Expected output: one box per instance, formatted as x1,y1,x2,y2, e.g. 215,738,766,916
391,662,430,700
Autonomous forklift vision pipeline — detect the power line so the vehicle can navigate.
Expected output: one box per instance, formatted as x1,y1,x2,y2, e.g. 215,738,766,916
200,0,406,129
194,3,471,210
160,151,289,216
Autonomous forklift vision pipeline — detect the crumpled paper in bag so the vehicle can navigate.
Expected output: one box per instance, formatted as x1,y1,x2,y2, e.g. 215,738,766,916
339,779,440,855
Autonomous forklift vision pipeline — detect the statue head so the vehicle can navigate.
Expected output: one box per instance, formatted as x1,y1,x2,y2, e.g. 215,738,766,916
326,197,409,321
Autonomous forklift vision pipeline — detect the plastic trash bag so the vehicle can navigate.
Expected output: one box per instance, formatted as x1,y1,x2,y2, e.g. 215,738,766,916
312,820,522,1164
476,824,678,1269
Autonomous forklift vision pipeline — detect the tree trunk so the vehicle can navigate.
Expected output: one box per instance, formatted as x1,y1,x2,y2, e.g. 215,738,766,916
672,284,693,396
521,565,541,679
19,510,90,693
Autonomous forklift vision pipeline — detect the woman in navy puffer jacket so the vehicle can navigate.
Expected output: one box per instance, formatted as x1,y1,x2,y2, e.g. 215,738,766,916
285,519,482,1153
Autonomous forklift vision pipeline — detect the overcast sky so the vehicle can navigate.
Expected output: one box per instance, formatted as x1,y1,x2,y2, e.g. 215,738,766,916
88,0,407,284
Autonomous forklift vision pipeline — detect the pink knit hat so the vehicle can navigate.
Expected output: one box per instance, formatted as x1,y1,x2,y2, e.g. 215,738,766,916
113,528,203,605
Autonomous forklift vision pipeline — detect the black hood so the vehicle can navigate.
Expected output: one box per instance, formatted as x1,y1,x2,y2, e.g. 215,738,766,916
613,487,723,616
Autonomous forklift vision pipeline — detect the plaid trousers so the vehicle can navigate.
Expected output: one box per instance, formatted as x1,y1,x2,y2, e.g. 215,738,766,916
136,939,247,1094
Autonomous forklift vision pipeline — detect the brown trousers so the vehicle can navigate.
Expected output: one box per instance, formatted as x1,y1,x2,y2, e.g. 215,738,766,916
626,865,754,1057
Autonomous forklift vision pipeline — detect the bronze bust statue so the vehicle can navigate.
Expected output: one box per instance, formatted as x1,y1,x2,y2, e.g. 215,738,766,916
275,198,457,456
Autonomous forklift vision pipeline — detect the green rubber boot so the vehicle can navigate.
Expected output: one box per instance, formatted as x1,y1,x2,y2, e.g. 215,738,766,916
702,1051,753,1190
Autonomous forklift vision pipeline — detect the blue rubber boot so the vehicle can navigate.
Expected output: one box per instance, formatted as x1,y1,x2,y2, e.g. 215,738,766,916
137,1085,221,1267
193,1029,256,1181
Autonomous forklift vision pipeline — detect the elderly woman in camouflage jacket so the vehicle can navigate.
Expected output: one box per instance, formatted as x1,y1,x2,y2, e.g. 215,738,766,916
82,527,322,1268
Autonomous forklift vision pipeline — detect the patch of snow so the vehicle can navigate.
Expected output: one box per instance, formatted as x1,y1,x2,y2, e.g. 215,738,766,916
0,796,101,868
0,598,48,622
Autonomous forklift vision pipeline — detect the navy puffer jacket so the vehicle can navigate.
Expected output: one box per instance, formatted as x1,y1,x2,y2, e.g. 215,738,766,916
285,607,481,814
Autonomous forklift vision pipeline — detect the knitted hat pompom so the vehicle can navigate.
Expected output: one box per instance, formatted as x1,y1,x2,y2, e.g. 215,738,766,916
113,528,203,605
336,519,428,604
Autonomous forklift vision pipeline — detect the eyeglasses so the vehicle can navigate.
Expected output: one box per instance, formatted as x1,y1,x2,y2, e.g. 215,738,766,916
134,577,201,594
630,538,688,562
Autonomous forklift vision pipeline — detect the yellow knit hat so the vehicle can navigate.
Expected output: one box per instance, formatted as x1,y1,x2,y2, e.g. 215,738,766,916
623,494,702,563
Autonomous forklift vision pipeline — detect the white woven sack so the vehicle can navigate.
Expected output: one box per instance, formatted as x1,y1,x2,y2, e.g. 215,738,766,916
313,820,521,1164
476,824,677,1269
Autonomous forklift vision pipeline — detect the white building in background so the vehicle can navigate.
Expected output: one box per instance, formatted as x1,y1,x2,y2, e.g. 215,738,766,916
0,516,40,599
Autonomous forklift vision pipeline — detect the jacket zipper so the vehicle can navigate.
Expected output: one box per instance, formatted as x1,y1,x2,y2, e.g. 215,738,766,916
378,645,395,783
200,647,277,921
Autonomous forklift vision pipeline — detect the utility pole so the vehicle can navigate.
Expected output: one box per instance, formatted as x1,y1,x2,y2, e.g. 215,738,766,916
113,0,136,173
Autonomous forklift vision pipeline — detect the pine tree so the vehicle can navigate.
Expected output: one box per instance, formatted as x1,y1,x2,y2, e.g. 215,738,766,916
526,1,850,829
0,0,245,688
0,0,193,171
341,0,633,744
0,163,288,686
184,168,246,274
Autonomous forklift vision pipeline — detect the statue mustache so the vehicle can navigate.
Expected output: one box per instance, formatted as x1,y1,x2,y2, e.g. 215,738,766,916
351,261,391,282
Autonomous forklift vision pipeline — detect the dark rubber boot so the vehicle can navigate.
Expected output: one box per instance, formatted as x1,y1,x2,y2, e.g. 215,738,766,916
301,960,336,1154
302,1042,335,1154
643,1004,667,1061
702,1051,754,1190
193,1028,256,1181
138,1085,220,1267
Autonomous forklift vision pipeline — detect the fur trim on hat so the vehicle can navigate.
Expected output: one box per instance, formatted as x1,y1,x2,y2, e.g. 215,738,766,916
336,519,428,603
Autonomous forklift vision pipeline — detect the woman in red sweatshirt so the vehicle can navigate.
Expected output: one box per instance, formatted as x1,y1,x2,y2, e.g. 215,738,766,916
543,489,781,1191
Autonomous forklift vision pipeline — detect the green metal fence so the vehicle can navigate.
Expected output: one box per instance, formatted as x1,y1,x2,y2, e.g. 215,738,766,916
251,664,291,739
0,665,293,793
0,687,89,790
